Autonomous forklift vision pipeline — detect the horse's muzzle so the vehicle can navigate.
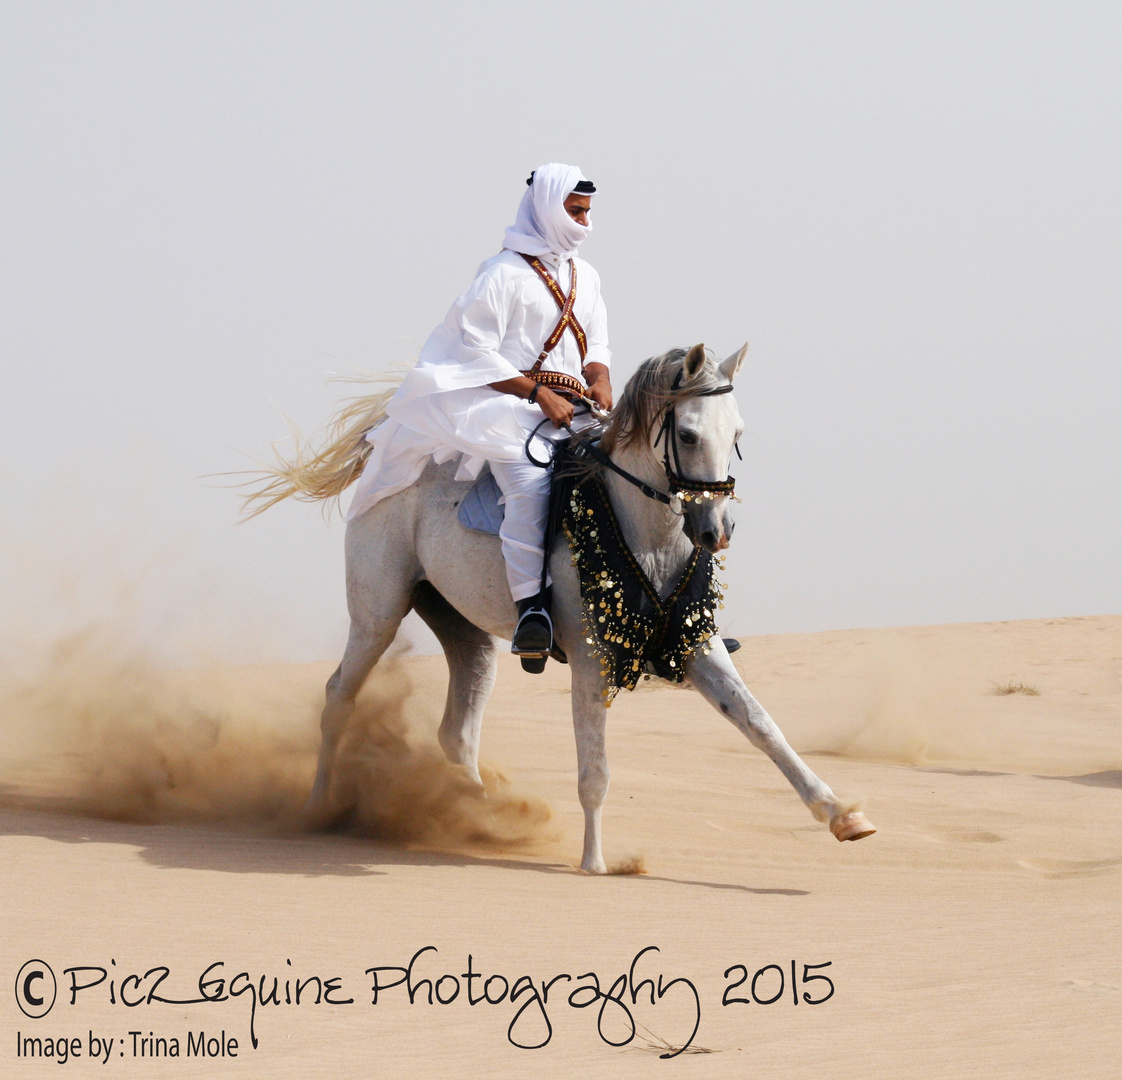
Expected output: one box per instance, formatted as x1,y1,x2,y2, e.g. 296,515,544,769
684,501,734,553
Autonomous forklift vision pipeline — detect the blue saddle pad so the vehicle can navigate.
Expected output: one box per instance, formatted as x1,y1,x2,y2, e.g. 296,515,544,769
458,469,505,536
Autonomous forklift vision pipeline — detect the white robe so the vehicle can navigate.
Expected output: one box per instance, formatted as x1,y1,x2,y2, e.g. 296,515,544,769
346,248,610,523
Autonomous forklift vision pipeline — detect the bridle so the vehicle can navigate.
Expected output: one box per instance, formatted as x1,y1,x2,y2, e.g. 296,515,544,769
651,370,739,504
528,368,739,509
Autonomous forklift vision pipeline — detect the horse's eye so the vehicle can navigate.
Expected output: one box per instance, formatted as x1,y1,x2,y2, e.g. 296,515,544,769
679,430,699,446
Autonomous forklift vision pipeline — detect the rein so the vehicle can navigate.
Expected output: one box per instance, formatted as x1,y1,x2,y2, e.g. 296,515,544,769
539,371,739,508
516,263,737,505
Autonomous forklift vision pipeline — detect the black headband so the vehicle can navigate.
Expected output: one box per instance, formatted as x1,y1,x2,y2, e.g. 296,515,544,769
526,171,596,194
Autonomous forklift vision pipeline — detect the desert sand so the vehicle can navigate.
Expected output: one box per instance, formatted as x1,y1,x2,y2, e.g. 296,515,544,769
2,615,1119,1078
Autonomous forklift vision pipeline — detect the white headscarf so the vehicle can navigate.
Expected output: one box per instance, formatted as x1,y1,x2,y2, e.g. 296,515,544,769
502,162,593,260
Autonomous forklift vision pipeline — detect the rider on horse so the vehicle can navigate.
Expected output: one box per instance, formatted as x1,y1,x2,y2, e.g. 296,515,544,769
346,163,612,664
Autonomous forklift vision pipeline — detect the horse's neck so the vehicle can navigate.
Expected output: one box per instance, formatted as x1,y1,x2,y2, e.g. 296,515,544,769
604,445,695,598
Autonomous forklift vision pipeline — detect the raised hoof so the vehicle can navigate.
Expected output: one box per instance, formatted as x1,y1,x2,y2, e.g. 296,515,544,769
830,811,876,842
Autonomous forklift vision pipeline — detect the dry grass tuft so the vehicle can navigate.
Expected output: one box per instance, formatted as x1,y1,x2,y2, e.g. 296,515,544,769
627,1022,717,1056
991,681,1041,697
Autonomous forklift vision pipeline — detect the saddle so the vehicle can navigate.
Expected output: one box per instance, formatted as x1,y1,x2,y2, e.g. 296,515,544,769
457,469,505,536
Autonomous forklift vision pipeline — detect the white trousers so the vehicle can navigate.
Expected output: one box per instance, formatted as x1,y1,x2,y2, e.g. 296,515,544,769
491,409,602,603
491,456,553,603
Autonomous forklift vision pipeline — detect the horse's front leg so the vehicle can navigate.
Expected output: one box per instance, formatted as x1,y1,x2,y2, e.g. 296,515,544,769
570,655,611,874
687,640,876,841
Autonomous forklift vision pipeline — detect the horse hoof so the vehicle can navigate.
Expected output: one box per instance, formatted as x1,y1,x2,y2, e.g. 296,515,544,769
831,811,876,842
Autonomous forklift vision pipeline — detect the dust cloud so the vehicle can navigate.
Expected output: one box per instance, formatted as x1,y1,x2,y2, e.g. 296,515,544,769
734,617,1122,775
0,618,554,852
327,670,554,847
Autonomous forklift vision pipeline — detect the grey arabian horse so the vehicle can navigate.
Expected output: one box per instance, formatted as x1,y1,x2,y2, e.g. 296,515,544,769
264,343,874,871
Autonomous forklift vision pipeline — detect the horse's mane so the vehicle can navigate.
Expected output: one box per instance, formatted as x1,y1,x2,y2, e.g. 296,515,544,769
598,347,725,456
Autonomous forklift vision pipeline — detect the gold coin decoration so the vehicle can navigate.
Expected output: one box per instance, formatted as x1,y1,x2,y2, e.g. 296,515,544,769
560,474,724,705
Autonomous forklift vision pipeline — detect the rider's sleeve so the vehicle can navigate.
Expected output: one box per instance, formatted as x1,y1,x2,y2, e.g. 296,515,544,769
581,265,611,371
453,267,522,380
392,265,523,405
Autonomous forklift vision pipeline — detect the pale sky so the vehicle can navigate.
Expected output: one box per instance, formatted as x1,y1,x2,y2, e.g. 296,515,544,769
2,2,1119,663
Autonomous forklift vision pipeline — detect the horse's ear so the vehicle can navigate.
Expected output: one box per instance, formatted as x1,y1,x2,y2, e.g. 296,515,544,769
720,342,749,383
683,343,707,382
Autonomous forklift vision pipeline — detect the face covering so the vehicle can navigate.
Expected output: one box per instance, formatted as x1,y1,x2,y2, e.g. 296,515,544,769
502,162,593,260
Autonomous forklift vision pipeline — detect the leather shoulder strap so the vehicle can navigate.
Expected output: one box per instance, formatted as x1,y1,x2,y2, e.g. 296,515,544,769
519,254,589,372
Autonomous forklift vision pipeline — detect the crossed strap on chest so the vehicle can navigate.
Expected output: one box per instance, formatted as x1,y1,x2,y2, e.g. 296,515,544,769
519,253,589,398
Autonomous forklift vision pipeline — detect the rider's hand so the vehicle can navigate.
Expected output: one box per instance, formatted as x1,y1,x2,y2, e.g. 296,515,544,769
536,386,575,428
586,377,613,412
584,363,613,412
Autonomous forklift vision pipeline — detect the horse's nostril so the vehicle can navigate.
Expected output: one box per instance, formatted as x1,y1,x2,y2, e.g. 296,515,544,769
700,530,718,550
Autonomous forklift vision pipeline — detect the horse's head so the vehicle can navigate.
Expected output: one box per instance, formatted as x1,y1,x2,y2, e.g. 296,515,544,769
602,342,747,554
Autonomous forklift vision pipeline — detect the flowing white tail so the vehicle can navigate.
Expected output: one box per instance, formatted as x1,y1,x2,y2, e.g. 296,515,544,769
238,367,409,519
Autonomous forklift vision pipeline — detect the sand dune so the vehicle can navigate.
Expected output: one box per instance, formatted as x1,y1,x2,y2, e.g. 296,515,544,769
2,615,1119,1077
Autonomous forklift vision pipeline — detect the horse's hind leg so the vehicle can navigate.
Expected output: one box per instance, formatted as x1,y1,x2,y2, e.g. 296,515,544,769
309,619,398,809
308,566,415,810
411,580,497,787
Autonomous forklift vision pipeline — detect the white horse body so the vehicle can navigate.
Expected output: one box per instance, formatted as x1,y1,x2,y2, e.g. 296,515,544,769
309,344,874,871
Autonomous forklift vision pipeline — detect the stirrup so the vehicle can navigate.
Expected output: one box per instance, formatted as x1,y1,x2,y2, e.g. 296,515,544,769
511,604,553,659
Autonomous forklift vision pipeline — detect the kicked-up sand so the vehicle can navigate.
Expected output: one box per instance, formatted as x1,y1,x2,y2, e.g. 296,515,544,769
1,615,1119,1077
